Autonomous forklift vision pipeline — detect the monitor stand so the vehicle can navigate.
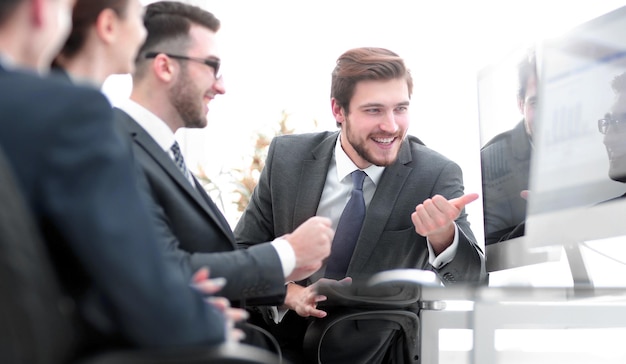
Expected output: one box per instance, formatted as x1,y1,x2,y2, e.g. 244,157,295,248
564,241,594,291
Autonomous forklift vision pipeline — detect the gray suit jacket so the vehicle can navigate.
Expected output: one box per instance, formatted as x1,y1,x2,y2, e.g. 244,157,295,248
114,109,286,306
234,131,485,363
235,131,486,284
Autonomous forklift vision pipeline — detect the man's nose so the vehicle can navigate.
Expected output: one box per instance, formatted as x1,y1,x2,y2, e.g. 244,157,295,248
379,111,399,133
213,77,226,95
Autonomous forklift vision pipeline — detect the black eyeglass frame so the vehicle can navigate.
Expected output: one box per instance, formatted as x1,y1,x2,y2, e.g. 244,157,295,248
598,113,626,135
144,52,221,79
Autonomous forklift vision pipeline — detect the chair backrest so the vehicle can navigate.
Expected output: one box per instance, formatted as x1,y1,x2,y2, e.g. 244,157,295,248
0,146,78,364
303,309,419,364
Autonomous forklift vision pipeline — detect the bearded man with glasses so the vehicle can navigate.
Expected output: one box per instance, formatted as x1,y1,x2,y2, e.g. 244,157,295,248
113,1,334,354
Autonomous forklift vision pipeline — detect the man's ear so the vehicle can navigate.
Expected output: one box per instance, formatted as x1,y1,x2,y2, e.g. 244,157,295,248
331,98,345,124
151,53,175,83
95,8,118,45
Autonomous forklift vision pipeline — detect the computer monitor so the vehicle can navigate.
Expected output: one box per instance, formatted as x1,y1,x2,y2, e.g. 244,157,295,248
477,46,562,275
526,5,626,287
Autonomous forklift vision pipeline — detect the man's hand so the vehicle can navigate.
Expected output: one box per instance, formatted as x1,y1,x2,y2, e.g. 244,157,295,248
411,193,478,255
191,268,248,342
283,278,352,318
283,216,334,282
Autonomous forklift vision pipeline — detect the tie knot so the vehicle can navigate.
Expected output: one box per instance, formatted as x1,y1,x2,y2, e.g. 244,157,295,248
351,170,366,191
170,141,190,182
171,141,182,156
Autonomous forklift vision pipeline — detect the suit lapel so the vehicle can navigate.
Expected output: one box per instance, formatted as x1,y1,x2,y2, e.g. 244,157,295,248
347,138,413,275
292,133,338,229
115,109,235,242
192,176,235,241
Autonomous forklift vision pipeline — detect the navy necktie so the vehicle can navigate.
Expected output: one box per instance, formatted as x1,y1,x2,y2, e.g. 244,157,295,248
171,141,191,182
325,170,367,279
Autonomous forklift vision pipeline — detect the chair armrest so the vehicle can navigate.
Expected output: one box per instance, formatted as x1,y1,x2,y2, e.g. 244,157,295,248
367,269,442,287
316,269,441,310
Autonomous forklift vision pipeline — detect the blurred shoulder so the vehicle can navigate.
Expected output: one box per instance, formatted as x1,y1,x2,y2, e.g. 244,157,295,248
0,69,113,142
1,68,110,109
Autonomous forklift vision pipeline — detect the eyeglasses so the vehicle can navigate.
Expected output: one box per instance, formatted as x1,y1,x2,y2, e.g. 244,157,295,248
145,52,222,80
598,113,626,134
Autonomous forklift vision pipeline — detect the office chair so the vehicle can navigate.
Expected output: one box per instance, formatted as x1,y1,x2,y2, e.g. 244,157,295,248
0,147,283,364
302,269,441,364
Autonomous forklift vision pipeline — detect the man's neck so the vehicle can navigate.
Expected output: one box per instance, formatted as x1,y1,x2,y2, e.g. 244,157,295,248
0,20,40,71
56,53,108,87
129,88,182,134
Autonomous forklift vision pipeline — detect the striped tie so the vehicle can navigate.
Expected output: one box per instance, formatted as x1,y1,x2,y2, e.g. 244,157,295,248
171,141,191,181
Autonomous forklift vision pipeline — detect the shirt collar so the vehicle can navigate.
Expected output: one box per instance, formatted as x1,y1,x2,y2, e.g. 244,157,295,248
119,99,176,152
334,133,385,185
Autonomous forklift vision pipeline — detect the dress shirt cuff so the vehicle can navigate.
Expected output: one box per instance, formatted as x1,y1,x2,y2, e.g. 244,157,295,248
271,237,296,279
427,223,459,269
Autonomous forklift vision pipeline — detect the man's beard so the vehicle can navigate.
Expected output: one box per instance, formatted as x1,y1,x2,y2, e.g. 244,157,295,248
344,117,402,167
169,67,207,129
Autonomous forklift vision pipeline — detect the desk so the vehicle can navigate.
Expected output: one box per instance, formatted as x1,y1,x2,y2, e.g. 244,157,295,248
419,285,475,364
472,286,626,364
418,285,626,364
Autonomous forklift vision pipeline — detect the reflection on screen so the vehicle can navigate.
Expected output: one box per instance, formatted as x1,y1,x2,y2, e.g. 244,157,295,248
527,5,626,287
479,48,535,246
477,47,565,278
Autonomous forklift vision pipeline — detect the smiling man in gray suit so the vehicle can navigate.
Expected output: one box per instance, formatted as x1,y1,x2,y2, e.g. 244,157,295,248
234,47,487,363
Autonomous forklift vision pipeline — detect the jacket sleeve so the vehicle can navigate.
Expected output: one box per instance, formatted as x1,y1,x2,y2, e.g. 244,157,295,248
430,160,486,284
122,119,286,306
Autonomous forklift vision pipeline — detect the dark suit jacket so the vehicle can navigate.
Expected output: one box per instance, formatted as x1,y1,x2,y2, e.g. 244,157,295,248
0,66,225,354
236,131,485,282
481,120,531,245
113,109,286,306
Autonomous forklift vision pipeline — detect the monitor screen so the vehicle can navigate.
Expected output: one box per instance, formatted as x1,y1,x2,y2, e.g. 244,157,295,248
478,46,532,247
526,5,626,287
477,46,562,274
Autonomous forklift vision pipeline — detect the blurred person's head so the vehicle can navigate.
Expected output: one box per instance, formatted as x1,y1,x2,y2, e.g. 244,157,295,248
600,71,626,182
54,0,146,85
131,1,224,133
330,47,413,169
517,48,538,139
0,0,74,71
